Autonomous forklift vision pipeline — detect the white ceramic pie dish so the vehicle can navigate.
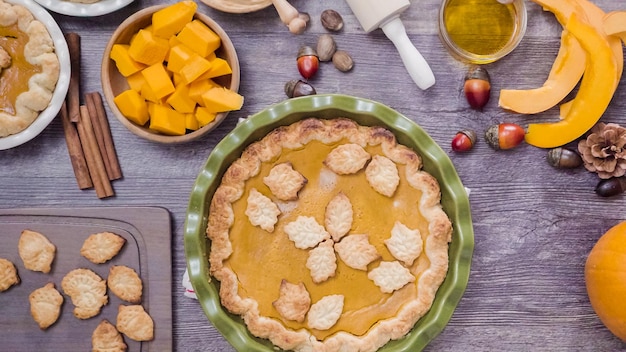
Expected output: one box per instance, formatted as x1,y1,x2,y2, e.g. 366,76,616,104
0,0,70,150
32,0,133,17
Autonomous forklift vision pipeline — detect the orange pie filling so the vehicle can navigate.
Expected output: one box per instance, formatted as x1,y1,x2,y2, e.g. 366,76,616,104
0,23,42,115
226,142,431,339
208,118,452,351
0,0,60,138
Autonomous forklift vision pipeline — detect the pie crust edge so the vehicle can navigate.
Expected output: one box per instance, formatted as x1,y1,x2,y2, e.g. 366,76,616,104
206,117,453,351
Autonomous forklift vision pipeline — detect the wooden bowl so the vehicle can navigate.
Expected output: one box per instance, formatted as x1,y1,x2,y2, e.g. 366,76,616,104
101,5,240,144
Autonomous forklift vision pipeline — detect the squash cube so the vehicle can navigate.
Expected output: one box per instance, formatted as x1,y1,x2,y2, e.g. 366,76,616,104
188,78,218,105
166,44,195,73
201,87,244,112
126,71,146,92
128,29,170,65
195,107,217,127
152,1,197,39
110,44,146,77
185,113,199,131
179,54,212,84
197,57,232,80
167,84,197,114
141,63,175,100
149,104,186,135
114,89,149,126
140,80,161,103
176,20,221,57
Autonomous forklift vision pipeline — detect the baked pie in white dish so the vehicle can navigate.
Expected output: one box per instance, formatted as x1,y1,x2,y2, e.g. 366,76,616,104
0,0,60,138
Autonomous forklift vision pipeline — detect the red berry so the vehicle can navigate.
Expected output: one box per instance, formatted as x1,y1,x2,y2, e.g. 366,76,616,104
451,129,477,152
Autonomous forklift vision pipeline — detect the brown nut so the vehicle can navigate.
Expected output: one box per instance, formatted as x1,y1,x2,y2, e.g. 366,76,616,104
321,9,344,32
317,34,337,62
332,50,353,72
547,147,583,169
285,79,317,98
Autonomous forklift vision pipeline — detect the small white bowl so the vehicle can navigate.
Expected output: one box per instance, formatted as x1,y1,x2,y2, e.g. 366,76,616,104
32,0,133,17
0,0,71,150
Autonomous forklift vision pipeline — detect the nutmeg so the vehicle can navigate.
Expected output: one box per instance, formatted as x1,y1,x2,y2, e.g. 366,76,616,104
332,50,353,72
321,9,344,32
316,34,337,62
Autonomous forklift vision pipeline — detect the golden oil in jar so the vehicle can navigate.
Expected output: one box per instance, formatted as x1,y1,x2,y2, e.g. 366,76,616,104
439,0,527,63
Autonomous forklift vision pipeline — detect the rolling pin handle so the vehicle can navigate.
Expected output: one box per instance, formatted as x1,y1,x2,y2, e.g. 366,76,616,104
381,17,436,90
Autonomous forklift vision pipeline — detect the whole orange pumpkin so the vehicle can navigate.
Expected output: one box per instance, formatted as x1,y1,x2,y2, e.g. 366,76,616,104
585,220,626,342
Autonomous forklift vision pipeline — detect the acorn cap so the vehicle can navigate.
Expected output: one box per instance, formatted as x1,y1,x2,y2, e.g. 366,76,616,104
297,45,318,58
465,65,490,83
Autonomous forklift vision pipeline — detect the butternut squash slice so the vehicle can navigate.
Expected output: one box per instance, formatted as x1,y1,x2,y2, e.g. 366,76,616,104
498,30,585,114
603,11,626,44
499,0,623,115
574,0,622,84
525,14,619,148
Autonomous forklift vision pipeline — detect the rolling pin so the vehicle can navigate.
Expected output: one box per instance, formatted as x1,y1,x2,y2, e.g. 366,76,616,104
345,0,436,90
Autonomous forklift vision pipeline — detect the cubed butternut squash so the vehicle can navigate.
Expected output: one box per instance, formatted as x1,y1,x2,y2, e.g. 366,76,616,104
141,63,175,99
110,44,146,77
188,78,218,105
114,89,149,126
126,71,146,92
197,57,232,80
167,84,196,114
195,107,217,126
140,80,161,103
152,0,197,38
128,29,170,65
176,20,221,57
185,112,199,131
110,2,242,136
179,54,212,84
167,44,195,73
201,87,244,112
149,103,186,135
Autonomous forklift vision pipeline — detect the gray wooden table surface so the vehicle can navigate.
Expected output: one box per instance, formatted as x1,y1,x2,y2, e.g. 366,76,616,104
2,0,626,350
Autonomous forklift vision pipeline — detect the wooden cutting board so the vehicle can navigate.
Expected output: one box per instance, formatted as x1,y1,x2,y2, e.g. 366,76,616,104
0,207,172,352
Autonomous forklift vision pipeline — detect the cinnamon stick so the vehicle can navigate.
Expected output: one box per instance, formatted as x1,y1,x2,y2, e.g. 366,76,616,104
77,105,114,199
85,93,113,180
65,33,81,123
59,101,92,189
87,92,122,180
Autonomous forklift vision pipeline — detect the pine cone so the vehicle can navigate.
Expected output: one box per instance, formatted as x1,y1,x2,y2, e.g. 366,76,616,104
578,122,626,179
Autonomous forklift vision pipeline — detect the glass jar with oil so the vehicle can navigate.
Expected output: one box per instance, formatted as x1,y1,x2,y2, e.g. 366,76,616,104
439,0,527,64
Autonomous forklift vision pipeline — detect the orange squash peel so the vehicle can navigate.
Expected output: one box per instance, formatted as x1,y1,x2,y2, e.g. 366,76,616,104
499,0,623,117
524,13,618,148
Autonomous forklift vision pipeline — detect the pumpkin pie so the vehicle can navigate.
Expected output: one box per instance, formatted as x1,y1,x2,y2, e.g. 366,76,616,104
0,0,60,137
207,118,452,351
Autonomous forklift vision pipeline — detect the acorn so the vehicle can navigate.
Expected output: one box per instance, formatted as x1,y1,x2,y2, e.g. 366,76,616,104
464,66,491,110
297,46,319,79
451,129,477,152
485,123,525,150
285,79,316,98
595,177,626,197
547,147,583,169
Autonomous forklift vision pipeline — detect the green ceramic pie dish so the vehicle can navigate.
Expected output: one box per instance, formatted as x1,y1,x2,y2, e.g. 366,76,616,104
184,94,474,351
